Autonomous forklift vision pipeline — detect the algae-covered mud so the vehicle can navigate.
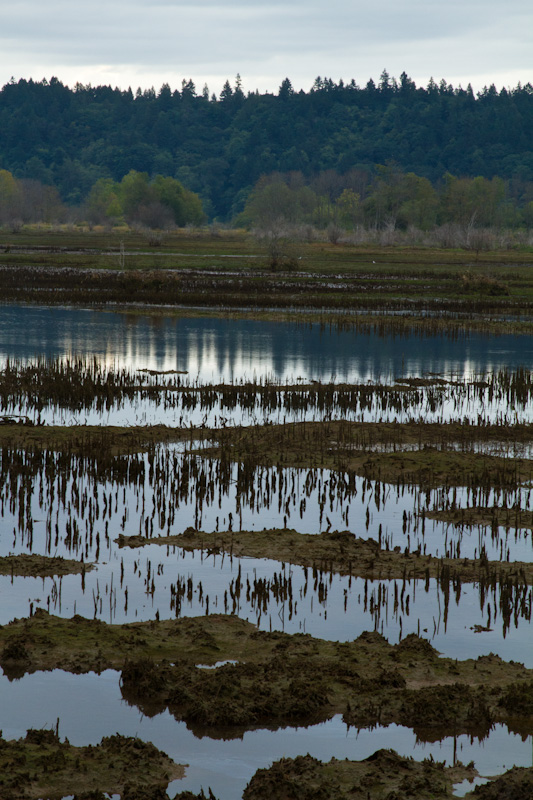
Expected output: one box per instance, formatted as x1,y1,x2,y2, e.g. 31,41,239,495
2,611,533,743
0,729,183,799
426,505,533,530
117,526,533,584
241,750,533,800
1,305,533,797
0,555,92,577
242,750,475,800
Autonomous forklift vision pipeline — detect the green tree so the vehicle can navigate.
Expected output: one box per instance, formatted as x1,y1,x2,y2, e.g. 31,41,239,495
85,177,122,225
239,178,296,228
152,175,204,226
439,174,506,227
0,169,22,224
117,170,153,221
396,173,438,229
336,188,361,229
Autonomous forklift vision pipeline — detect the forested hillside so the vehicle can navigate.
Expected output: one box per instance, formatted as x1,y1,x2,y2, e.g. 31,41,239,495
1,72,533,222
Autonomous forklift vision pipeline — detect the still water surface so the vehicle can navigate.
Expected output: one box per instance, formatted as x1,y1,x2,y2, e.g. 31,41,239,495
1,669,530,798
3,303,533,382
0,304,532,797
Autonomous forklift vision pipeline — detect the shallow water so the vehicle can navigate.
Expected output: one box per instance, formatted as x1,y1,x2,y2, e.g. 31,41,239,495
3,304,533,428
2,303,533,383
1,304,533,795
0,669,531,800
1,439,532,654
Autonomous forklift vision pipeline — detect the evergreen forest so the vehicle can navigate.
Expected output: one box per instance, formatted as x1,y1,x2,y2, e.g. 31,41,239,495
1,72,533,229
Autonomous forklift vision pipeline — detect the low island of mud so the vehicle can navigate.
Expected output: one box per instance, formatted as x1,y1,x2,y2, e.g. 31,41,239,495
0,554,93,578
117,526,533,585
2,611,533,742
241,750,533,800
0,729,183,800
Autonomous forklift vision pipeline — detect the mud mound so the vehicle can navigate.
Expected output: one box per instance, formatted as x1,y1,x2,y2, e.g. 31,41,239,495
242,749,474,800
471,767,533,799
395,633,438,658
122,658,332,728
0,731,183,800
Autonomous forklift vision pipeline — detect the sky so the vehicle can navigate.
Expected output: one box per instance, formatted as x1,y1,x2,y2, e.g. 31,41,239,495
1,0,531,97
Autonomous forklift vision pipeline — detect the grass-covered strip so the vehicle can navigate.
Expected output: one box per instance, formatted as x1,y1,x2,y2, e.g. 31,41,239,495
3,232,533,328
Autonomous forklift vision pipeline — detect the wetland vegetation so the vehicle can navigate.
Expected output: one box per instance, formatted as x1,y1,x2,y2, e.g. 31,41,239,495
3,230,533,336
3,71,533,796
2,267,533,796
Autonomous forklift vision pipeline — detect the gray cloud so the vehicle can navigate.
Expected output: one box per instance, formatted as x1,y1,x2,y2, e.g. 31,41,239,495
1,0,531,92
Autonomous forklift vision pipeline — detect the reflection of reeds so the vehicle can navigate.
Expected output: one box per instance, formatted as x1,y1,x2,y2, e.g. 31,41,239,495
4,359,533,430
1,350,533,643
1,432,532,637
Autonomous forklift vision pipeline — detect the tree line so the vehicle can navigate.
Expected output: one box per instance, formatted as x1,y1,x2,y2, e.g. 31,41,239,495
0,169,204,230
2,163,531,242
240,167,532,231
1,72,533,225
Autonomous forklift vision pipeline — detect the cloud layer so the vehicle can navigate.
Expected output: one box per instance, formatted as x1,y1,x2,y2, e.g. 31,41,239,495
2,0,531,94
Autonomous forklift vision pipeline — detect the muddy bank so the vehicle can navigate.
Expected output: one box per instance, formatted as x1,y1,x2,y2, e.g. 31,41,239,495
0,729,183,800
116,527,533,584
0,554,93,578
242,749,475,800
426,505,533,531
2,611,532,738
471,766,533,799
242,750,533,800
120,630,533,739
0,611,252,677
196,420,533,489
0,424,191,454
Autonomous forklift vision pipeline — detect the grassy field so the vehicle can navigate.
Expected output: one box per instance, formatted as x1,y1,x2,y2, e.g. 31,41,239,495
2,228,533,331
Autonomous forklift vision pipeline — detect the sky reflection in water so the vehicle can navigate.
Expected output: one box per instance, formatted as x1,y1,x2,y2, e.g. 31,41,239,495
1,305,533,796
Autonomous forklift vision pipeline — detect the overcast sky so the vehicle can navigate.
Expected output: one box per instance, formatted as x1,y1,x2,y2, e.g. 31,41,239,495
1,0,531,96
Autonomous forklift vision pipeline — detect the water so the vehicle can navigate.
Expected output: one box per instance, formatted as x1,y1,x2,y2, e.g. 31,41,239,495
0,304,532,797
1,670,530,798
2,303,533,383
1,450,532,656
3,305,533,428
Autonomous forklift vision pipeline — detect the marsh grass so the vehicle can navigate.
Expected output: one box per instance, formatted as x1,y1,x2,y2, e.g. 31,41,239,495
4,360,533,427
3,230,533,327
